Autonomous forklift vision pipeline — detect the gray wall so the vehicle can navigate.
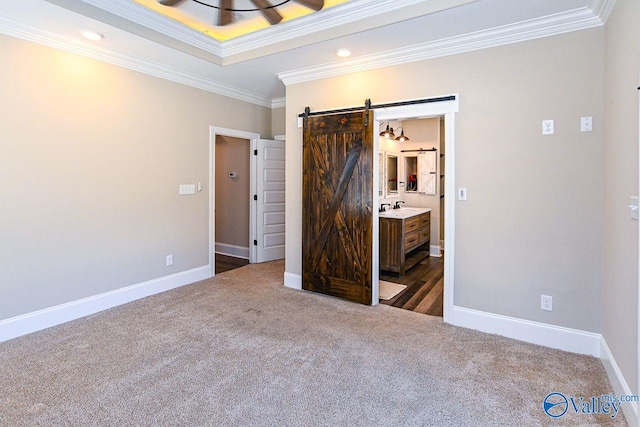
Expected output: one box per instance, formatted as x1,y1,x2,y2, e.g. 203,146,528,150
215,136,250,249
0,34,271,321
285,28,605,333
603,0,639,396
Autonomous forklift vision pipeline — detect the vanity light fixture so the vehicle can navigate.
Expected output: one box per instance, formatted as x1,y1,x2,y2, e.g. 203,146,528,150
395,126,410,142
336,48,351,58
81,31,104,41
379,122,396,139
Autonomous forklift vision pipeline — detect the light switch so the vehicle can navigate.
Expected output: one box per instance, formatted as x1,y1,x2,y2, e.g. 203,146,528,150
179,184,196,195
630,196,639,221
458,188,467,201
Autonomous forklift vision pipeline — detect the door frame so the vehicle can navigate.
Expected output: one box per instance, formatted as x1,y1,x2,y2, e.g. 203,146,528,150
373,96,458,323
209,126,260,277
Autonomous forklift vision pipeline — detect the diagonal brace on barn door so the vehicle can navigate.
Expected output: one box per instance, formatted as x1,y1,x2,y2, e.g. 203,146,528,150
307,137,364,276
309,139,363,270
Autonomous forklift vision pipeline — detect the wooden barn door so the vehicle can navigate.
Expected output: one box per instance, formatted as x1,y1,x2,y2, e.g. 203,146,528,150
302,110,373,305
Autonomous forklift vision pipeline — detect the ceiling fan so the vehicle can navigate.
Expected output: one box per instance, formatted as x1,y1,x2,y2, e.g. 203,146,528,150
158,0,324,26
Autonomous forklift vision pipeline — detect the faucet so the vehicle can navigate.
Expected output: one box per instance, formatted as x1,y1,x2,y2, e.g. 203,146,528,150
380,203,391,212
393,201,405,209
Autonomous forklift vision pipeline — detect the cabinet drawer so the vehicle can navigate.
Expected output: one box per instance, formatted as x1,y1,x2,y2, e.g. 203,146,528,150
405,216,421,233
405,230,419,250
418,213,430,227
418,227,430,244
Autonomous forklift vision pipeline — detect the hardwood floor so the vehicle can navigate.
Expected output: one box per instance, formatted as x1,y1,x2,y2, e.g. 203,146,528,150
380,255,444,317
215,254,249,274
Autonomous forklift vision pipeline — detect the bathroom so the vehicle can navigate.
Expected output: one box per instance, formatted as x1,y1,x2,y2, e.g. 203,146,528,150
378,116,445,316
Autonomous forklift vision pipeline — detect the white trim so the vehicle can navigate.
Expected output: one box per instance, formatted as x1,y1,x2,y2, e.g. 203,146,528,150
210,127,261,276
373,96,459,318
600,337,639,426
443,113,456,324
0,265,210,343
215,243,250,259
271,98,286,109
590,0,618,23
277,6,606,86
429,245,442,257
0,14,276,108
449,305,602,356
284,272,302,290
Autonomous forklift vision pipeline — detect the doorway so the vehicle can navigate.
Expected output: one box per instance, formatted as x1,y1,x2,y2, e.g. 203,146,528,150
214,134,251,273
209,127,286,277
377,116,445,316
372,97,458,323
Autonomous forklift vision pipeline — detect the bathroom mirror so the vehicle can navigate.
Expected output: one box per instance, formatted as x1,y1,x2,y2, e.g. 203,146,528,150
404,155,418,193
386,153,398,197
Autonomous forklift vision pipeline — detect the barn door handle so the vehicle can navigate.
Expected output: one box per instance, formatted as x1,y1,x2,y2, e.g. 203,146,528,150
364,99,371,127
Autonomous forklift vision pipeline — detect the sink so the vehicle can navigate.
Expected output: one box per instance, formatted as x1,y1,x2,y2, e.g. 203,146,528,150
380,212,406,218
394,207,424,212
379,207,431,219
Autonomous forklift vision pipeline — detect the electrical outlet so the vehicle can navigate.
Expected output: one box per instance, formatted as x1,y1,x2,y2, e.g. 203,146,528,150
580,116,593,132
166,255,173,266
541,295,553,311
542,120,554,135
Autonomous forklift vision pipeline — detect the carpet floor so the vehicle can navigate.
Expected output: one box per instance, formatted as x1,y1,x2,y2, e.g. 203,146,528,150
0,261,626,426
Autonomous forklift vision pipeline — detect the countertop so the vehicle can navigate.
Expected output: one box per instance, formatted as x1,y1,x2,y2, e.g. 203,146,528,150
379,207,431,219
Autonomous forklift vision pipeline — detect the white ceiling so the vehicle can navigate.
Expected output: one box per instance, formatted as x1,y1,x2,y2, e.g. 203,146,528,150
0,0,613,107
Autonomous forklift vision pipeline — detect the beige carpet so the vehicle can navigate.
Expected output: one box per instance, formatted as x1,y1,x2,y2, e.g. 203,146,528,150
0,261,626,426
378,280,406,300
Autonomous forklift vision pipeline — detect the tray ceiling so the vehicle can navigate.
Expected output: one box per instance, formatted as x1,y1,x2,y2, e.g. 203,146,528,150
134,0,351,42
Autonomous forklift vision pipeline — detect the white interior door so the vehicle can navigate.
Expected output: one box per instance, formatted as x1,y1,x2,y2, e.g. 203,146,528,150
256,139,285,262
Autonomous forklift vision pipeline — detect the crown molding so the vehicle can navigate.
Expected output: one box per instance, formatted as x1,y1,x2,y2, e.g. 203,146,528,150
278,4,607,86
589,0,617,23
0,14,276,108
271,97,286,109
77,0,475,63
222,0,448,56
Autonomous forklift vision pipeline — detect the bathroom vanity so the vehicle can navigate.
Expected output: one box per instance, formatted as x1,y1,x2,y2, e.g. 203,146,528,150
379,208,431,277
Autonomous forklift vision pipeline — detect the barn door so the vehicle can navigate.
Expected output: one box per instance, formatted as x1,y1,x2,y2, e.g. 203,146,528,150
302,110,373,305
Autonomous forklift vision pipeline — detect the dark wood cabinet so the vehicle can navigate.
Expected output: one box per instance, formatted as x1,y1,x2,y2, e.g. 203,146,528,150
380,211,430,277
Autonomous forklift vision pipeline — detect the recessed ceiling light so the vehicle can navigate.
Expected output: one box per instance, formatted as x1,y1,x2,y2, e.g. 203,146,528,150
336,48,351,58
82,31,104,41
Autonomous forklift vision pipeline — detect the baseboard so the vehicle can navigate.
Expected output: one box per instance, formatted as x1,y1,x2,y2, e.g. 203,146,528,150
215,243,249,259
430,245,442,257
0,265,211,343
600,337,639,426
284,272,302,290
448,305,601,356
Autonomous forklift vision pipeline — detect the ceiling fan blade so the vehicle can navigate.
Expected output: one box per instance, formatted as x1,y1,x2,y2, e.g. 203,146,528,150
158,0,188,6
250,0,283,25
293,0,324,11
218,0,235,26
